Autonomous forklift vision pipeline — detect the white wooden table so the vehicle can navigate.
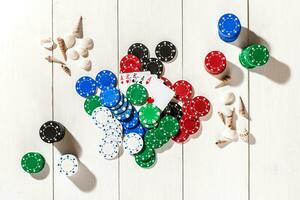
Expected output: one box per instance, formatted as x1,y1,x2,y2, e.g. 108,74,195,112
0,0,298,199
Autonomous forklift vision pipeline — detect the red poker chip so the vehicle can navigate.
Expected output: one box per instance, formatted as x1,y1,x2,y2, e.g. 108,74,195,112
171,80,193,101
172,129,189,143
190,96,211,117
120,54,141,73
204,51,226,75
179,115,200,135
160,76,172,88
182,100,199,119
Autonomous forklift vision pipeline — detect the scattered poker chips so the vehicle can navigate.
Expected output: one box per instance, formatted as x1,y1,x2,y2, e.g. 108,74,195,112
21,152,45,173
120,54,141,73
128,43,149,64
75,76,97,98
204,51,227,75
172,80,193,101
126,83,148,106
218,13,241,42
57,154,79,176
95,70,117,90
84,95,102,115
123,133,143,155
155,41,177,62
39,121,65,143
142,58,164,78
239,44,270,69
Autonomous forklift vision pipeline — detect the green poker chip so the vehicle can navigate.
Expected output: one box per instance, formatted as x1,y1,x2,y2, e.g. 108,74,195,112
21,152,45,173
141,121,158,129
144,129,168,149
134,145,155,162
135,151,156,168
239,51,254,69
126,83,148,106
239,44,269,69
158,115,179,137
84,95,102,115
139,103,161,125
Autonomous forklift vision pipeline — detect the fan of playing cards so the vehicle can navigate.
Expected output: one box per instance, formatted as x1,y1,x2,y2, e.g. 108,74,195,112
75,41,211,168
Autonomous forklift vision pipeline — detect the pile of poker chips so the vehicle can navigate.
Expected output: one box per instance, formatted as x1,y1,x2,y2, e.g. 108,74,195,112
239,44,270,69
218,13,241,43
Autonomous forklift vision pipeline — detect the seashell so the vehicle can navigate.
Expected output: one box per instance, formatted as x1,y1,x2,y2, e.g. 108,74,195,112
239,128,249,142
63,35,76,49
73,16,83,38
45,56,65,65
221,106,233,117
80,58,92,71
57,37,67,61
220,91,235,105
41,37,57,50
217,112,225,125
221,128,238,141
66,49,79,60
238,96,247,118
215,75,231,88
80,37,94,50
61,64,71,76
77,47,89,58
215,138,231,145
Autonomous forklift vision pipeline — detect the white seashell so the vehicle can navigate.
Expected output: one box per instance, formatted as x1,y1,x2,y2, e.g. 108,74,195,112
77,47,89,58
220,106,233,117
238,128,249,142
220,91,235,105
63,35,76,49
80,58,92,71
73,16,83,38
221,128,238,141
66,49,79,60
41,37,57,50
80,38,94,50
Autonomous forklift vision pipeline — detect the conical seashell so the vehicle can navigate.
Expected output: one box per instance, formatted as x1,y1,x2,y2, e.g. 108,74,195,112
77,47,89,58
63,35,76,49
57,37,67,61
61,64,71,76
80,58,92,71
41,37,57,50
79,38,94,50
239,128,249,142
66,49,79,60
220,91,235,105
224,108,234,129
215,138,231,145
222,128,238,141
238,96,247,118
215,75,231,88
73,16,83,38
217,112,225,125
45,56,65,65
221,106,233,117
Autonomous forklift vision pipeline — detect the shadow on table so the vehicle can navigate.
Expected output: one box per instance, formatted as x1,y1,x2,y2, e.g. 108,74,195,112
54,128,82,157
31,161,50,180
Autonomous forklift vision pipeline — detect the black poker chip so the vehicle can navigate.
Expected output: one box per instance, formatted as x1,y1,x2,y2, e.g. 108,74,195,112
142,58,164,78
39,121,65,143
128,43,149,63
155,41,177,62
160,102,182,121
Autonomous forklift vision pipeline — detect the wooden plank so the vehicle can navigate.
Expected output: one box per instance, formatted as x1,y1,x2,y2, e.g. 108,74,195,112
249,0,299,199
183,1,249,200
118,0,183,199
52,0,119,199
0,0,53,199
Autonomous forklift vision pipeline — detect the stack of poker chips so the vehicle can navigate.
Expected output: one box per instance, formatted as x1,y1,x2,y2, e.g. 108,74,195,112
239,44,270,69
218,13,241,43
39,121,66,143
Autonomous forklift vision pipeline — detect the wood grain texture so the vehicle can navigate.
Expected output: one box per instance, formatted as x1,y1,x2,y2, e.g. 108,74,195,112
249,0,299,199
0,0,53,199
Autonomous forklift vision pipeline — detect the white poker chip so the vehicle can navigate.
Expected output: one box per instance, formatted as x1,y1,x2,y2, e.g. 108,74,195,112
103,118,123,132
123,133,143,155
57,154,79,176
98,138,119,160
91,107,113,129
101,128,123,145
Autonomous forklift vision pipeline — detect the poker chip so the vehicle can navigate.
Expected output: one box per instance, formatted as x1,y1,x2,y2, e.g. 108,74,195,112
100,88,121,107
142,58,164,78
57,154,79,176
39,121,65,143
75,76,97,98
84,95,102,115
158,115,179,137
123,133,143,155
161,102,182,121
160,76,172,88
98,137,119,160
143,129,159,149
91,107,113,129
139,103,161,125
95,70,117,90
121,110,139,129
242,44,269,68
204,51,227,75
134,145,155,162
120,54,141,73
135,152,156,168
128,43,149,63
172,80,193,101
182,100,199,119
101,123,123,145
142,122,158,129
113,97,128,115
179,115,201,135
190,96,211,117
218,13,241,42
172,129,190,143
126,83,148,106
155,41,177,62
103,118,123,133
21,152,45,173
110,94,124,111
115,103,133,121
124,124,145,137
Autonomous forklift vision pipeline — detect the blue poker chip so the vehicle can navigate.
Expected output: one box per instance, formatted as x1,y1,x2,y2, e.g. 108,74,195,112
121,109,139,129
124,124,145,137
113,97,128,115
75,76,97,98
218,13,241,41
218,32,238,43
115,103,133,122
95,70,117,90
100,88,121,108
110,94,124,111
